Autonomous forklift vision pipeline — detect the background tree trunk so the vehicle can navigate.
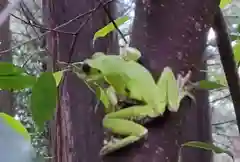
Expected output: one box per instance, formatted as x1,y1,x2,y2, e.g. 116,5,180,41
103,0,218,162
0,0,13,115
43,0,118,161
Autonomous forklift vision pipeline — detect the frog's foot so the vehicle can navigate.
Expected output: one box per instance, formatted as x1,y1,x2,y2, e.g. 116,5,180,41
100,118,148,156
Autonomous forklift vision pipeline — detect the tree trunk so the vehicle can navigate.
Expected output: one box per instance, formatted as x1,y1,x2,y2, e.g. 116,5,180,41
0,0,13,115
103,0,218,162
43,0,118,161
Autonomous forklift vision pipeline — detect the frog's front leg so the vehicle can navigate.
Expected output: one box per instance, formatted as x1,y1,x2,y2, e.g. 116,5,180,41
177,70,196,103
100,105,156,156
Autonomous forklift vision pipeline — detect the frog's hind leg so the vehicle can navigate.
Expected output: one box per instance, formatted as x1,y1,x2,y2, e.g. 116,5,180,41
100,118,148,156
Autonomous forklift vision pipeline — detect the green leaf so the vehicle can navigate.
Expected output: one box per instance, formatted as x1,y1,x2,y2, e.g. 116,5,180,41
0,75,36,90
30,72,57,130
0,112,30,140
182,141,234,159
212,74,228,87
0,63,36,90
53,71,63,86
234,41,240,64
0,113,35,162
197,80,226,90
220,0,231,8
93,16,129,41
0,62,25,76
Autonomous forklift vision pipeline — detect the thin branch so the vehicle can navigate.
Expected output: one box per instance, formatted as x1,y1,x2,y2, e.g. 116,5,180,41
21,51,45,68
10,13,73,35
68,0,114,62
19,1,41,27
12,31,31,38
210,94,230,103
19,1,52,69
67,16,91,63
99,0,128,44
212,119,236,126
0,36,41,54
0,0,114,55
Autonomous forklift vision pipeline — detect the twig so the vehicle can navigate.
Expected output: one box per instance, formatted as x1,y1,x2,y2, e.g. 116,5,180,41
210,94,230,103
99,0,128,44
67,17,91,63
67,0,115,62
19,2,53,70
21,51,41,68
212,119,236,126
10,13,73,35
0,36,40,54
0,0,114,55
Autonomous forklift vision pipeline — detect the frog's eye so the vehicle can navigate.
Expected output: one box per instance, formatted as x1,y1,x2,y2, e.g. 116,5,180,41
82,64,102,75
137,57,144,66
82,63,91,74
124,87,130,94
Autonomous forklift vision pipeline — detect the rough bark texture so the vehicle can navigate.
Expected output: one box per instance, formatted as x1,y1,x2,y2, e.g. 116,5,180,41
0,0,13,115
103,0,218,162
43,0,118,161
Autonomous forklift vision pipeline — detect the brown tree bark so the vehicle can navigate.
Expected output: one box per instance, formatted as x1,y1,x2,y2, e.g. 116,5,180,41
43,0,118,161
103,0,218,162
0,0,13,115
